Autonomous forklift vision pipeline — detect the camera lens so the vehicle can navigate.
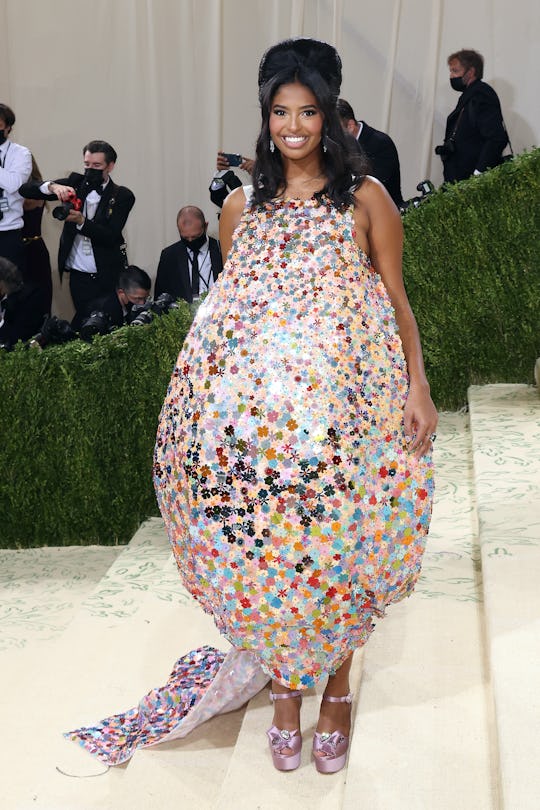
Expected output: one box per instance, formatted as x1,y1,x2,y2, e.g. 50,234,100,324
52,202,75,221
79,311,111,341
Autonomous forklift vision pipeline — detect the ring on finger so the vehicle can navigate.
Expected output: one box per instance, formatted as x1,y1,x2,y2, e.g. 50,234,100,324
429,433,437,442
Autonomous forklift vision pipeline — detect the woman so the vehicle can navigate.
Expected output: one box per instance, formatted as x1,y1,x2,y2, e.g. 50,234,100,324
22,155,52,313
154,38,437,774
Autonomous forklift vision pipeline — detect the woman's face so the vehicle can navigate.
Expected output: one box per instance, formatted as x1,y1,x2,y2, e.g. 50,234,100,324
269,81,324,161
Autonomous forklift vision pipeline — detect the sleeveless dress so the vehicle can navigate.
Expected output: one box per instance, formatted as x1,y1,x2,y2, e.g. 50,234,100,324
153,191,435,690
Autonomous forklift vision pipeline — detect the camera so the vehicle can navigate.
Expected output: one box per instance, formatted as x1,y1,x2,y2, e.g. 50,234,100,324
28,315,78,350
399,180,435,215
126,294,179,326
0,191,8,221
151,292,179,316
53,191,83,221
434,138,456,159
209,169,243,208
79,310,112,342
127,303,154,326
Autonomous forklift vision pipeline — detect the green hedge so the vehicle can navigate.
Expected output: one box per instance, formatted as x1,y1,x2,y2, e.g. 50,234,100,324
1,150,538,547
403,148,540,409
0,306,193,548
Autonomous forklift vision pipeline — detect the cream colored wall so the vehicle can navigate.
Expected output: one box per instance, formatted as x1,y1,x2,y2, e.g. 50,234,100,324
1,0,538,318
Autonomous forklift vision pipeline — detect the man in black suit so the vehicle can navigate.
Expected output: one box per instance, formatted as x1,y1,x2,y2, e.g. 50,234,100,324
155,205,222,303
79,265,151,329
19,140,135,328
0,256,48,348
337,99,403,207
436,49,508,183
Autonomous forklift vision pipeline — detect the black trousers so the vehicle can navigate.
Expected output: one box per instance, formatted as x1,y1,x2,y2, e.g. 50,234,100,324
0,229,26,276
68,269,110,330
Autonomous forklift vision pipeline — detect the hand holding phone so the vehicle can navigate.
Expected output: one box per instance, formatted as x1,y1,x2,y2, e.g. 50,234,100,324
220,152,243,168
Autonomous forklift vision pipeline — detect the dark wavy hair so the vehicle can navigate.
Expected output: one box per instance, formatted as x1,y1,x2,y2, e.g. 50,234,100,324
252,39,369,209
82,140,118,164
447,49,484,80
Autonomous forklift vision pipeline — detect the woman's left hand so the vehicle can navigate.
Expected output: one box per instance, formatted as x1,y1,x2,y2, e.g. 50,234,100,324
403,385,439,458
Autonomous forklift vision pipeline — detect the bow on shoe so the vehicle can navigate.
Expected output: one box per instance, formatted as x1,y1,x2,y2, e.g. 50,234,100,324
267,726,299,753
313,730,347,757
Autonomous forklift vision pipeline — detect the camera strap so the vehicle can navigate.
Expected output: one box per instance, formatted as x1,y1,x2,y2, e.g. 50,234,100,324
0,142,11,204
0,141,10,168
449,105,467,141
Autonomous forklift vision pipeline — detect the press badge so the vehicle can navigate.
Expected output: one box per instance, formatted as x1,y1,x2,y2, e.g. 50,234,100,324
0,197,9,212
82,236,93,255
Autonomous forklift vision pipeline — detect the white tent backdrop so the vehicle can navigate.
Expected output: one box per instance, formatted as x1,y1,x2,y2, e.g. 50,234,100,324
1,0,538,318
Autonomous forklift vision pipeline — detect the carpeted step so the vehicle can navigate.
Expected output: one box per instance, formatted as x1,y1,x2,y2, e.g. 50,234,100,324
0,544,120,654
468,384,540,810
4,517,183,810
0,516,171,657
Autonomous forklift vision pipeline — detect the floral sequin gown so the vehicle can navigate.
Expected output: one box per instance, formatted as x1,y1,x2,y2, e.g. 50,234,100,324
154,192,434,690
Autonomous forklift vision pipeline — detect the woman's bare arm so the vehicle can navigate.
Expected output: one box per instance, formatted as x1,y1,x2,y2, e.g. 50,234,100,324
218,186,247,263
353,177,438,456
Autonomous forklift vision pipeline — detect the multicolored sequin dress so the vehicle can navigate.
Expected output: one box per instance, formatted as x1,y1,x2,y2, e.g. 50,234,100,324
154,191,434,690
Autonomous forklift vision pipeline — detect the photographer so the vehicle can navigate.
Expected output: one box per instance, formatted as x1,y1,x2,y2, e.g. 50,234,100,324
337,98,403,208
19,140,135,328
80,264,151,329
155,206,222,303
436,49,508,183
0,256,48,349
0,104,32,271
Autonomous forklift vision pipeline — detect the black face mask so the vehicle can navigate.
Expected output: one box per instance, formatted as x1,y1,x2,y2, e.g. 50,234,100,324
450,76,467,92
181,232,206,251
82,167,104,191
0,130,7,146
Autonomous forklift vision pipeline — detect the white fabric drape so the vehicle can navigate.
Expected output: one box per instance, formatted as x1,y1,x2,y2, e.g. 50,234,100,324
0,0,538,317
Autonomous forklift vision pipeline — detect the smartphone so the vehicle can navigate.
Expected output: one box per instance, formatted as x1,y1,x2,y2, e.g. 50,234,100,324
222,152,243,167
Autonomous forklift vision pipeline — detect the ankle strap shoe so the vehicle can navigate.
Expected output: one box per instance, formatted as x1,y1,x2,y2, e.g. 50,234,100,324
267,690,303,771
312,692,352,774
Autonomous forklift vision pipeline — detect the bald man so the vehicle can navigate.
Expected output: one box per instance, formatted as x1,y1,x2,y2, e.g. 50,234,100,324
154,205,223,303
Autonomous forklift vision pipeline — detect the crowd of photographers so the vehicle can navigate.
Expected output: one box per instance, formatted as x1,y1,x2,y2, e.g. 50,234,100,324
0,47,509,351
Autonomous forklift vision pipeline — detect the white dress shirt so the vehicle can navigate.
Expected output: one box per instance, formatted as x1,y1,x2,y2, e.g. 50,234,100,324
186,237,216,295
0,139,32,231
39,177,109,273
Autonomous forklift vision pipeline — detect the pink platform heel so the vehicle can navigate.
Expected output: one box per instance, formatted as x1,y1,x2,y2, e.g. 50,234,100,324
312,692,353,774
266,690,303,771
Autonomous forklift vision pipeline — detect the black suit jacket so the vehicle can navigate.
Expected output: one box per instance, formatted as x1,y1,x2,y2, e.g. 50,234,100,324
357,122,403,206
0,283,48,348
442,80,508,183
80,290,125,328
154,237,223,303
19,173,135,289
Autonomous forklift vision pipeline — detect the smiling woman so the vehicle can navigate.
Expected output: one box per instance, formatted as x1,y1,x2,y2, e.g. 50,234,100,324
153,36,437,775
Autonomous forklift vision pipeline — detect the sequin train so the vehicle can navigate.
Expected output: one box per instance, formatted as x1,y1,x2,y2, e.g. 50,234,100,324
154,195,435,690
65,646,226,765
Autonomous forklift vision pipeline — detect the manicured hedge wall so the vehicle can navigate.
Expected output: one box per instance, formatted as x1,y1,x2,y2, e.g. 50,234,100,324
403,148,540,409
1,150,538,548
0,306,193,548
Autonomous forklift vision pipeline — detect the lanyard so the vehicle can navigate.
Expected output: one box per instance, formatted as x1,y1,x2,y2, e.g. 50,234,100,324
187,246,212,289
0,141,11,168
